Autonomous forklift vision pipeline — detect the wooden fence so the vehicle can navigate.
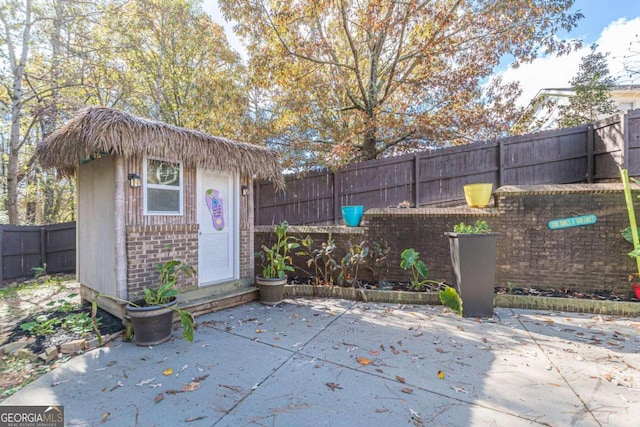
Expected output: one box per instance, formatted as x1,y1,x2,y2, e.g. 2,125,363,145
0,222,76,283
255,110,640,225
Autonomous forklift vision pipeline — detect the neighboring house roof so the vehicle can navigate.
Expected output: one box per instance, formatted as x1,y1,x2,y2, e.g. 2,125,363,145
37,107,284,188
517,84,640,133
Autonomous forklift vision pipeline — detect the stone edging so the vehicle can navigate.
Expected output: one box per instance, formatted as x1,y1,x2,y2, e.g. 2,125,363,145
284,285,640,317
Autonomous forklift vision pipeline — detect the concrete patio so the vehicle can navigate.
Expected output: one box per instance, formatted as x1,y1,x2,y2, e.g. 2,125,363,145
3,297,640,426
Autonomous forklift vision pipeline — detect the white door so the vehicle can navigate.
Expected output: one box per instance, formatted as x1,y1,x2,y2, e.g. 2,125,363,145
197,169,238,286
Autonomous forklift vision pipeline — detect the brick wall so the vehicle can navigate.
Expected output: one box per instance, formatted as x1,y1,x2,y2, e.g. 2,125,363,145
126,224,199,301
257,184,640,297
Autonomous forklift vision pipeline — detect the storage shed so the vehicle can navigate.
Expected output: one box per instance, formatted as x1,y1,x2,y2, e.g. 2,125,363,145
37,107,283,318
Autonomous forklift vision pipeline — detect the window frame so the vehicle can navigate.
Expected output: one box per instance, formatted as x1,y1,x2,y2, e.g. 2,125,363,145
143,156,184,216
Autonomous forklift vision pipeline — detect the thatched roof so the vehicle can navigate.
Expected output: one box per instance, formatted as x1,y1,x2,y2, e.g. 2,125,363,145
37,107,284,188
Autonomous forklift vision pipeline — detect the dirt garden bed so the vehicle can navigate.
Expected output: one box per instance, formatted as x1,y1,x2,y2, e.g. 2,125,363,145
0,276,124,401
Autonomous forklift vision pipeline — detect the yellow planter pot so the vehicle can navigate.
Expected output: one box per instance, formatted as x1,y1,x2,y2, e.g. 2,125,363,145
463,183,493,208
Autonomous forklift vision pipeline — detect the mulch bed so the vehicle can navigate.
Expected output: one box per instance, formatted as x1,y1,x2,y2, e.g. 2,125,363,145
5,307,124,355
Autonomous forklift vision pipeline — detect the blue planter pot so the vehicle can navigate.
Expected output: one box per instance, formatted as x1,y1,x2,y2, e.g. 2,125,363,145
341,205,364,227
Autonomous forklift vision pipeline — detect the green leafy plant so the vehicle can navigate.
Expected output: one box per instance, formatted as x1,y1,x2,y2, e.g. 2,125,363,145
32,266,47,279
339,241,369,287
297,235,340,286
439,286,463,315
259,221,300,279
144,260,195,305
46,295,78,313
20,315,59,336
90,259,197,344
367,240,391,285
62,312,100,336
399,248,441,291
453,220,491,234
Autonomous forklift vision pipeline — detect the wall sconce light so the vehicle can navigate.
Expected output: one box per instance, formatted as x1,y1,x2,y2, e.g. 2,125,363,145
128,173,142,188
241,185,249,196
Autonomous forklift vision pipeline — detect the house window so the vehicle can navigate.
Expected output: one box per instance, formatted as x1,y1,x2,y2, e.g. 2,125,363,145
144,158,183,215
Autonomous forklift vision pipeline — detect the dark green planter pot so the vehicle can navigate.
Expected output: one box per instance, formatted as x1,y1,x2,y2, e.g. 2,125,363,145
445,232,500,318
256,276,287,305
126,299,176,346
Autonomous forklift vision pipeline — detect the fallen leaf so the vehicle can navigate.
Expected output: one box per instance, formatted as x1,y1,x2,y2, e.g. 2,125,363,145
548,383,562,387
292,313,299,318
437,370,445,380
136,378,156,387
155,393,164,403
326,382,343,391
435,347,446,353
185,416,206,422
110,381,123,391
375,368,384,373
481,337,488,343
397,340,403,346
193,375,209,382
256,329,265,333
390,345,399,355
357,357,371,365
166,389,183,395
369,350,380,356
274,337,280,341
401,387,413,394
380,344,385,352
457,326,464,331
182,382,200,392
163,368,174,376
375,408,390,413
101,413,110,423
395,375,406,384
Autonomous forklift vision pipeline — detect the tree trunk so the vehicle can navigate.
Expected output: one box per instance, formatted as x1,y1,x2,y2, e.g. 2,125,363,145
1,0,33,224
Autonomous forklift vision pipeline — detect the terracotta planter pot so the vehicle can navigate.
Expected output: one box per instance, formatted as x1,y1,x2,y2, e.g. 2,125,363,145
445,232,500,317
256,276,287,305
126,299,176,346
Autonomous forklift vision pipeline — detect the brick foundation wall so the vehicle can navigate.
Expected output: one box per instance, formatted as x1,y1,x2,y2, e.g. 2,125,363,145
126,224,199,301
256,184,640,298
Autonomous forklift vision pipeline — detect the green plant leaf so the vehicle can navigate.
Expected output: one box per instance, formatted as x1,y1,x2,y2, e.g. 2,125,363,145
621,227,640,245
400,248,419,269
179,310,195,342
439,286,463,316
415,260,429,279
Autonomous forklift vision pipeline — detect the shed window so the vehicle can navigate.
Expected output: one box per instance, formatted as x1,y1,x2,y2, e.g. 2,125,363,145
144,158,183,215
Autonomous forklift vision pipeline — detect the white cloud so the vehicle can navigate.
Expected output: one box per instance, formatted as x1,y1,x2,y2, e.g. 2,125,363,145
496,17,640,107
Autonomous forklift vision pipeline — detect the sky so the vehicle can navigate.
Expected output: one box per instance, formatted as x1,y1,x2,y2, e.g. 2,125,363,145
203,1,640,107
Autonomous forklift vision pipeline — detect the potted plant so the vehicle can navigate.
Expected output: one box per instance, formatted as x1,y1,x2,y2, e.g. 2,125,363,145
91,260,196,346
444,220,499,317
256,221,299,305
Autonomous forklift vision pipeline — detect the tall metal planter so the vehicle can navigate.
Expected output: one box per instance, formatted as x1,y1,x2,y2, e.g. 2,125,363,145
444,232,500,318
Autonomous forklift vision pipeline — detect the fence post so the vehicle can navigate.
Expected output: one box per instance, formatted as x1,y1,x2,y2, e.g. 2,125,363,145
0,227,3,284
414,153,420,207
40,227,46,271
333,171,340,225
254,181,261,225
587,124,594,183
622,111,630,171
498,139,505,187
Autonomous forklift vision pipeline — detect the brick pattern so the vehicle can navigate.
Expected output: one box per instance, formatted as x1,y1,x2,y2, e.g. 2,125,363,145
126,224,199,301
257,185,640,298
